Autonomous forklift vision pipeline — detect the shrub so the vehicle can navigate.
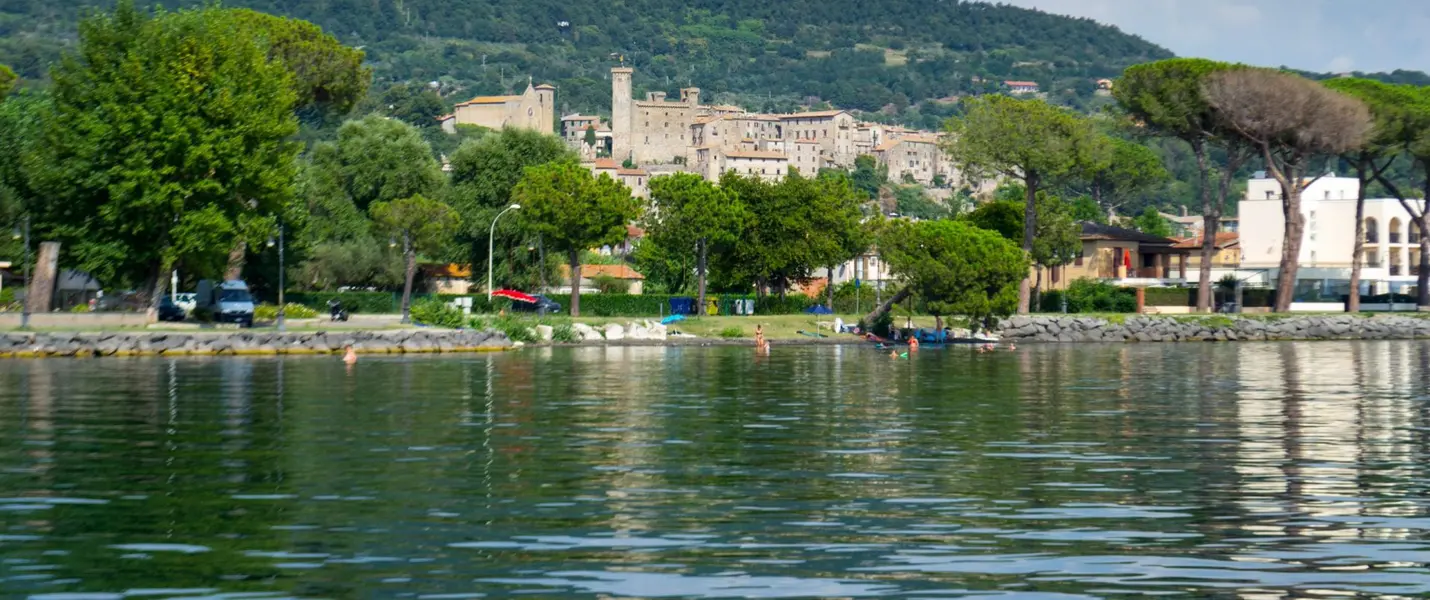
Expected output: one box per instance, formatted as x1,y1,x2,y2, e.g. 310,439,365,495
718,326,745,338
467,316,489,330
591,274,631,294
409,297,465,328
861,309,894,337
1063,279,1136,313
552,323,579,343
0,287,15,310
1142,287,1194,307
255,303,319,320
70,303,91,313
492,315,537,342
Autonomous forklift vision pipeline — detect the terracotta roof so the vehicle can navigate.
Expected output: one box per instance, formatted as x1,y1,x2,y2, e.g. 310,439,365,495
626,225,645,238
421,263,472,278
456,95,519,106
534,83,556,90
1004,80,1039,87
562,114,599,121
616,168,649,176
558,264,646,280
1173,232,1239,249
436,114,454,121
874,140,901,152
725,150,789,160
591,158,621,170
694,116,720,124
708,104,744,112
779,110,847,120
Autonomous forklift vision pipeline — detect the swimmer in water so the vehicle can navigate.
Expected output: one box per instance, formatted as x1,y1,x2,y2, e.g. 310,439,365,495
342,344,358,364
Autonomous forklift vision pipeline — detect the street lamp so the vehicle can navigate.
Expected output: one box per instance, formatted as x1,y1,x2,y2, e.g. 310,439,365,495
267,224,286,331
487,204,521,302
14,216,29,330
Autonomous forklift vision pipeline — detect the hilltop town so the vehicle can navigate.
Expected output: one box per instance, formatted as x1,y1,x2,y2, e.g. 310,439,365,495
437,67,990,201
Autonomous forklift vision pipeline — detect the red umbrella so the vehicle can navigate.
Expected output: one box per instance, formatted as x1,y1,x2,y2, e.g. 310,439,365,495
492,289,537,303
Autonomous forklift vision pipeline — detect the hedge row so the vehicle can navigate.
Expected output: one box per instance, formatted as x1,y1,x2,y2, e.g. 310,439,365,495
286,291,832,317
1036,282,1277,313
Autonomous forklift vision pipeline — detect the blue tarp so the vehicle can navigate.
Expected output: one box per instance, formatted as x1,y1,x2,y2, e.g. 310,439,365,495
669,297,696,315
804,305,834,315
660,314,686,325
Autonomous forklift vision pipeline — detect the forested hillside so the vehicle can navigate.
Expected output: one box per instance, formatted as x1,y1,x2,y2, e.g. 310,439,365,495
2,0,1173,120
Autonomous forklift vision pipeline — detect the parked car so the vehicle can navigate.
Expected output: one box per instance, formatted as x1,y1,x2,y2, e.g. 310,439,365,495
157,296,186,322
511,294,562,315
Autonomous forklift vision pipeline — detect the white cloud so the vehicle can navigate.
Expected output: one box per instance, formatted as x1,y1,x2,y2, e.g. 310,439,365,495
1326,56,1355,73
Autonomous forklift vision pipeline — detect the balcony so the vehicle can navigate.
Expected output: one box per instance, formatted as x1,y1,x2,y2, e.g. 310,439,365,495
1366,233,1380,243
1391,265,1403,276
1391,233,1403,243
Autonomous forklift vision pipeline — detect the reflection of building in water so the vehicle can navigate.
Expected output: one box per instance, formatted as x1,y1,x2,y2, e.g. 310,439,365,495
1233,343,1421,543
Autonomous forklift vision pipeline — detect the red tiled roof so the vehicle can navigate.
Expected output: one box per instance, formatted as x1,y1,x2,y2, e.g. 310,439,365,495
592,158,621,170
1173,232,1240,249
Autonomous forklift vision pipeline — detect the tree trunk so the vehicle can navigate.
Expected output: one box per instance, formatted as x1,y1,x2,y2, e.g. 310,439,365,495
1348,170,1368,313
862,286,910,326
224,240,247,281
400,232,415,324
1192,140,1215,313
827,264,836,310
568,248,581,317
538,235,548,292
1419,215,1430,308
1017,172,1039,314
1033,265,1043,312
147,255,173,322
1274,177,1304,313
696,239,708,316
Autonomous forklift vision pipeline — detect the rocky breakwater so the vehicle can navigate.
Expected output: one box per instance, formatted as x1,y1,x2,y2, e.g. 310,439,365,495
0,329,511,358
998,314,1430,343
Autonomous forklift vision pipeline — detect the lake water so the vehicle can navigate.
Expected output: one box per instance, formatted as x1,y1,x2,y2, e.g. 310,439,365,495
3,342,1430,599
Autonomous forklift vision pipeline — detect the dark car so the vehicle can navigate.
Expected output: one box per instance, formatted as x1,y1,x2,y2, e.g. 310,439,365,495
157,296,186,322
510,294,562,315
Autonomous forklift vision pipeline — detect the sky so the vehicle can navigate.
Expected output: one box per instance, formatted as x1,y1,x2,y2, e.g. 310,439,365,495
996,0,1430,74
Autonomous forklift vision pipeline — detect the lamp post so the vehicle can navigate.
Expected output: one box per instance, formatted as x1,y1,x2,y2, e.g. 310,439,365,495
487,204,521,302
267,224,286,331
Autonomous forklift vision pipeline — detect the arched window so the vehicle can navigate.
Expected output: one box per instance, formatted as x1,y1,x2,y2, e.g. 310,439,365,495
1391,218,1403,243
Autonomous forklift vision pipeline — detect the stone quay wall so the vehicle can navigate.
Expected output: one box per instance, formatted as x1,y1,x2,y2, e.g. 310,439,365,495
0,329,511,358
998,315,1430,343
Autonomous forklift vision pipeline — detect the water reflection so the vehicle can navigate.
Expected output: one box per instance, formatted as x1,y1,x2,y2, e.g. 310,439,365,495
0,343,1428,598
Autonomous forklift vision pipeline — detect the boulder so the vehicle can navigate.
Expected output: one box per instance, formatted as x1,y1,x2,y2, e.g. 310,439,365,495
603,324,626,341
535,325,554,342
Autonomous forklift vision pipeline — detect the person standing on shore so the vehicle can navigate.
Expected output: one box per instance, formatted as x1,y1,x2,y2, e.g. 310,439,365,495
754,324,764,349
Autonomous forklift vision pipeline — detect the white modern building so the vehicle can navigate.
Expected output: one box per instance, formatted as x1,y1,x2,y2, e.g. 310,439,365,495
1239,173,1424,309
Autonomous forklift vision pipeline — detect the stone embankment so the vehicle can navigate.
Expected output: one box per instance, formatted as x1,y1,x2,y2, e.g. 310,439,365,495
998,314,1430,343
0,329,511,358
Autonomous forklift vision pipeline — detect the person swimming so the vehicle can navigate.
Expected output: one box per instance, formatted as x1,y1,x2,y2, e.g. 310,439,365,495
342,344,358,364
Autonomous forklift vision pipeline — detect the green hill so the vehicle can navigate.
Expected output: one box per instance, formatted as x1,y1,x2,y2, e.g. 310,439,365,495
2,0,1174,121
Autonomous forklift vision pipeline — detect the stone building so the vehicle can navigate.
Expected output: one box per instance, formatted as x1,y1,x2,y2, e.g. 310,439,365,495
590,158,650,200
561,114,612,159
874,135,952,186
779,110,856,168
610,66,703,164
441,81,555,134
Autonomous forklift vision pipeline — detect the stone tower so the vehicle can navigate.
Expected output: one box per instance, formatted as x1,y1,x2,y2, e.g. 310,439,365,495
611,67,634,163
534,84,556,134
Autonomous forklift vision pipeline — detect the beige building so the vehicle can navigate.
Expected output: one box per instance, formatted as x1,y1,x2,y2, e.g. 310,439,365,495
779,110,857,167
589,158,650,200
720,150,789,181
874,135,954,186
610,66,702,164
441,81,555,134
562,114,612,159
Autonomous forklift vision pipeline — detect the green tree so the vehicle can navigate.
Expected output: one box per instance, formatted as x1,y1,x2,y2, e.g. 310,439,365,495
1029,192,1081,305
447,128,576,291
379,82,446,127
944,95,1108,313
1131,206,1174,238
1202,68,1371,311
218,8,370,117
962,199,1025,242
40,1,299,309
850,154,887,200
1323,78,1424,311
370,194,461,323
647,173,745,313
811,171,872,309
1068,194,1105,223
0,64,15,100
583,125,597,149
513,162,641,316
876,219,1028,330
1115,58,1244,311
0,91,46,264
1364,88,1430,308
1083,137,1169,214
893,185,948,220
325,115,444,211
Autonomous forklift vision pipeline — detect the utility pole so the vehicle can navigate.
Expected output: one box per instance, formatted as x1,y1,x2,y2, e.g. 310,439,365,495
19,215,29,330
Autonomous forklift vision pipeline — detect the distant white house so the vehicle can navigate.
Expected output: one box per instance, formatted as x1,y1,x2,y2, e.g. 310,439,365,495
1239,172,1426,309
1003,80,1040,95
